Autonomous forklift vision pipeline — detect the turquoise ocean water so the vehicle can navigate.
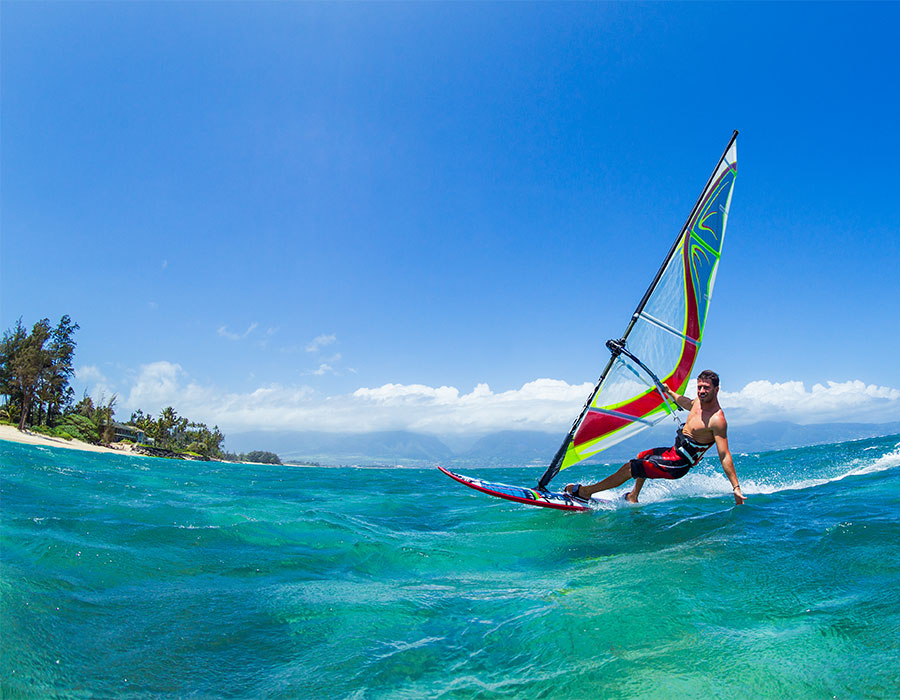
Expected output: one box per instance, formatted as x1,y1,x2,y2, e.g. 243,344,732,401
2,434,899,699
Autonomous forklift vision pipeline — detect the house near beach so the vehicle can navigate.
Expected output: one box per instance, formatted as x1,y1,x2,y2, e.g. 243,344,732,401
112,422,148,444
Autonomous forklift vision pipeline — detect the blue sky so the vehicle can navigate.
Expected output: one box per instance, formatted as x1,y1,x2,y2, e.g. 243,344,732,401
2,2,899,437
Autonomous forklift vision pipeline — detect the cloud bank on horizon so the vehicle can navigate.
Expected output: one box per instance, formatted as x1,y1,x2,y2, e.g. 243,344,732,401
75,361,900,435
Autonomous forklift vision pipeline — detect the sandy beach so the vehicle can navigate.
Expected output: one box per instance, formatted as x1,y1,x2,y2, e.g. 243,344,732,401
0,424,133,456
0,425,273,465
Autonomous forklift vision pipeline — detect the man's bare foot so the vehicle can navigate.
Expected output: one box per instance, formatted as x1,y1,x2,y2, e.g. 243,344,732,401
624,492,639,503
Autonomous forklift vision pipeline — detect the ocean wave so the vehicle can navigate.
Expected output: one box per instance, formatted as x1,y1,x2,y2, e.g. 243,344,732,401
582,442,900,504
846,445,900,476
5,435,900,699
736,444,899,497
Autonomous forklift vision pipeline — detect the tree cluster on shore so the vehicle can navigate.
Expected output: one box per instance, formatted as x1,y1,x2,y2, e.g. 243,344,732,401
127,406,226,459
223,450,282,465
0,316,280,464
0,316,79,431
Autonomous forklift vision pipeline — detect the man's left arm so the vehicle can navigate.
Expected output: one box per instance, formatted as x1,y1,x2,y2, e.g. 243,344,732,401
713,419,745,505
663,385,694,411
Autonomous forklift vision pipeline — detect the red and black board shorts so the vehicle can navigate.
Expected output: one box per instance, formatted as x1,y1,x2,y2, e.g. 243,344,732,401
629,446,692,480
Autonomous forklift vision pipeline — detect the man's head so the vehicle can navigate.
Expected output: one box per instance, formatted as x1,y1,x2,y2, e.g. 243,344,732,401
696,369,720,404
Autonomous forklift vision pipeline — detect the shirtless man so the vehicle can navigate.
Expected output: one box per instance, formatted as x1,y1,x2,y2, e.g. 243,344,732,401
565,370,746,505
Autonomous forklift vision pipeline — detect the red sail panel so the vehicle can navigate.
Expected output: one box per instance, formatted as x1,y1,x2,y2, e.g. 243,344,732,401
572,236,701,450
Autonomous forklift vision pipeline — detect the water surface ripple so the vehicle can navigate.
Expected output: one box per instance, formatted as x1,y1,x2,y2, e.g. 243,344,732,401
2,436,899,698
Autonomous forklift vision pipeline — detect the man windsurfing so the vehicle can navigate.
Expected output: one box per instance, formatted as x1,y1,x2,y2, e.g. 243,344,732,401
564,370,746,505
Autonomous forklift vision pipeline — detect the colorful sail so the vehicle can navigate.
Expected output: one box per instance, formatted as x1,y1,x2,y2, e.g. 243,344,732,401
539,132,738,488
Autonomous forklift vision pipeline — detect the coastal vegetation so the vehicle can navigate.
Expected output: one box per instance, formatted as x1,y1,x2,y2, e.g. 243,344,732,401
0,316,79,431
0,316,278,463
127,406,226,459
223,450,282,465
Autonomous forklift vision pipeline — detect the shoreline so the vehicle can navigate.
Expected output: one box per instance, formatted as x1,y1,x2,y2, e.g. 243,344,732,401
0,425,287,467
0,429,412,468
0,424,135,456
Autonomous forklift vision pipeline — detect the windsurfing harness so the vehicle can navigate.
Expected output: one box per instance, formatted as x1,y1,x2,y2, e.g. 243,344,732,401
675,426,714,464
629,427,713,481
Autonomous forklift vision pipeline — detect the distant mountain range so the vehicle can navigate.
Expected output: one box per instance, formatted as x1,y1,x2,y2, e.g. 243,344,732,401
223,421,900,467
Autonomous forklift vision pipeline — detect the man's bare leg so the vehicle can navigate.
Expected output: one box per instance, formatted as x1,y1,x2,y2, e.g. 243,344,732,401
626,477,645,503
566,464,632,499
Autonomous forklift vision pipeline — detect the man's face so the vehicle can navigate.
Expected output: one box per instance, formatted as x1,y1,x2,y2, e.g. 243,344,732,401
696,379,717,404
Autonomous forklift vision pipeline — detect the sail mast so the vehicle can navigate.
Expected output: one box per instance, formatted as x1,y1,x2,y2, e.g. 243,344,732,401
539,355,616,488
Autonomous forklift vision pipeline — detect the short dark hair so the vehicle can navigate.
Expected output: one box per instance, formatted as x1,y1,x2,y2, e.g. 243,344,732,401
697,369,719,388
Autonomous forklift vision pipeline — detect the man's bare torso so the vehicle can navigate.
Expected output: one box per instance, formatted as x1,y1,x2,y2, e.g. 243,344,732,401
682,399,724,445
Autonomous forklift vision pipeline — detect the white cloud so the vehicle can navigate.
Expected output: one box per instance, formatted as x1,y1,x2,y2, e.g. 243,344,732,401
117,368,591,434
75,365,106,384
125,361,184,411
300,354,344,376
74,364,116,402
351,378,593,433
217,322,258,340
306,334,336,352
720,379,900,424
114,366,900,436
